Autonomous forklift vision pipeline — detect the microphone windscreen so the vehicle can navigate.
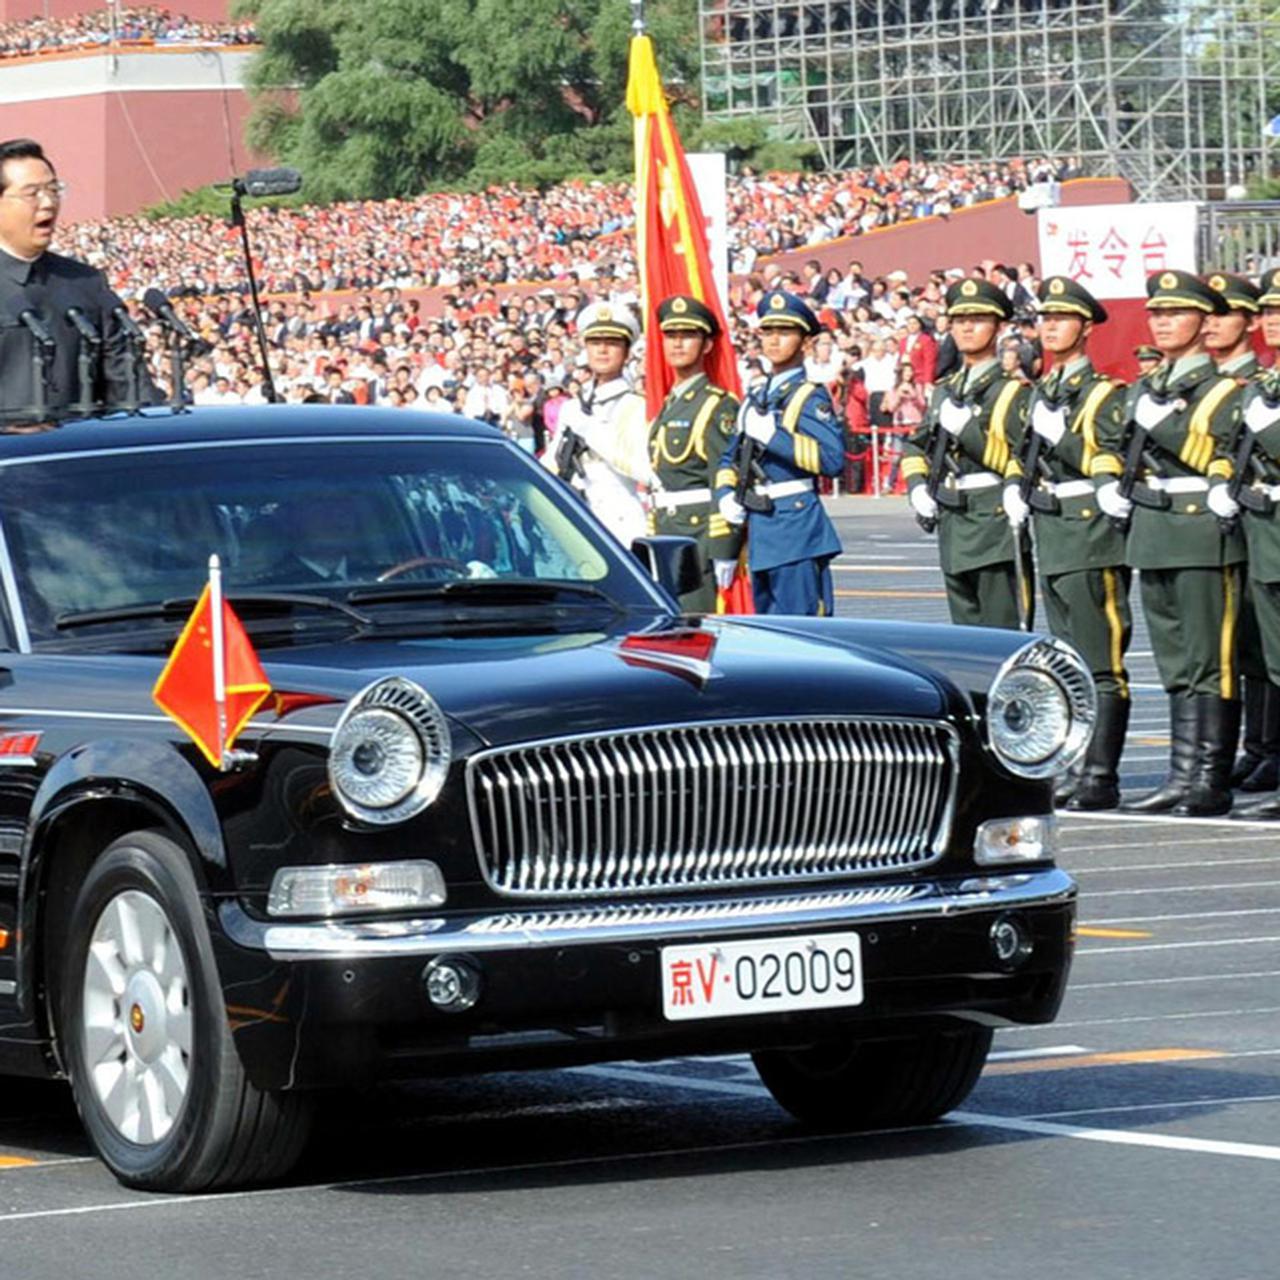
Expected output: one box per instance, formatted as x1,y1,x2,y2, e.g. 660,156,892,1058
242,168,303,198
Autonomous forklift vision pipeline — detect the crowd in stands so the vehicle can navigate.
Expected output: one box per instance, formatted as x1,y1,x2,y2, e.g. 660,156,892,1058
64,159,1063,491
66,157,1076,298
0,7,256,60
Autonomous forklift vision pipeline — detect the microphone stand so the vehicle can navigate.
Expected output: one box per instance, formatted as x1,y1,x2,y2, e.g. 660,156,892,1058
111,307,144,414
230,179,280,404
73,336,97,417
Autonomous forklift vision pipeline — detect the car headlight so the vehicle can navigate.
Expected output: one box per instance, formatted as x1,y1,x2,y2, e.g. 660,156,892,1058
329,677,451,824
986,638,1095,779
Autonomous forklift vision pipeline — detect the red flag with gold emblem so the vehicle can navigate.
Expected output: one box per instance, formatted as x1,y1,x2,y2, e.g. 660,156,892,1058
152,583,271,768
628,34,740,418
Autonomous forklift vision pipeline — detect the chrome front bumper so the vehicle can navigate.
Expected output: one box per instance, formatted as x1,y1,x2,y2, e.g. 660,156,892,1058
220,867,1076,962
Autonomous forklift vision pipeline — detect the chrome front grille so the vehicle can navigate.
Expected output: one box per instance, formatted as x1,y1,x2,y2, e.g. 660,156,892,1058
466,719,957,899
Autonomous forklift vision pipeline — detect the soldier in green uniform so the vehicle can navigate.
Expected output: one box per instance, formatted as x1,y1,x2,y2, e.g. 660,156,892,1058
1002,276,1131,810
902,278,1032,628
1204,272,1280,793
1097,270,1246,816
647,294,742,612
1214,267,1280,817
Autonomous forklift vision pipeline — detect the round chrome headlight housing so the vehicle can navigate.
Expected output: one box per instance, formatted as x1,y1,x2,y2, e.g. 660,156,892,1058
986,638,1096,779
328,678,451,824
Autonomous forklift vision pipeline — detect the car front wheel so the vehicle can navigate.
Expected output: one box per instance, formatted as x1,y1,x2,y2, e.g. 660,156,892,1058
61,830,311,1192
751,1026,993,1129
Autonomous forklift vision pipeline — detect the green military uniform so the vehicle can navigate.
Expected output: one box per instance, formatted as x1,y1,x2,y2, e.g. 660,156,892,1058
1204,273,1280,794
1118,270,1245,817
1214,266,1280,815
902,278,1031,628
1003,276,1132,809
648,366,742,611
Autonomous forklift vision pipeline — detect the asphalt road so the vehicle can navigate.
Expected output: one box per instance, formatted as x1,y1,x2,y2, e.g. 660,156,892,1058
2,496,1277,1279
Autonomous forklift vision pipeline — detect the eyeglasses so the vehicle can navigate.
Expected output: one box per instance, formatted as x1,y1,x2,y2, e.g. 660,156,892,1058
1,180,68,205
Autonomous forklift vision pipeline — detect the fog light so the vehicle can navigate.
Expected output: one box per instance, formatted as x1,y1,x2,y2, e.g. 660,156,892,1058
990,913,1033,968
975,815,1056,867
424,955,481,1012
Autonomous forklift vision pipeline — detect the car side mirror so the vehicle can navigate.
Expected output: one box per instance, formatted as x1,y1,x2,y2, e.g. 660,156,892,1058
631,536,703,599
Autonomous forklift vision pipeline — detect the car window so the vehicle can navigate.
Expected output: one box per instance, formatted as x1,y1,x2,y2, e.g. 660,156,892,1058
0,438,659,642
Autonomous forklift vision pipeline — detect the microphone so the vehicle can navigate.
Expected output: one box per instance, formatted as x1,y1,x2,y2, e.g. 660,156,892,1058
236,168,303,199
66,306,102,346
18,308,55,351
112,304,145,342
143,288,207,352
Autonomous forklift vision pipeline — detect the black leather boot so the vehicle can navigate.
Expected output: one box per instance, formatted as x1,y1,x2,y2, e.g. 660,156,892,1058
1124,692,1197,813
1054,762,1082,807
1239,683,1280,792
1066,694,1130,811
1233,791,1280,819
1172,696,1242,817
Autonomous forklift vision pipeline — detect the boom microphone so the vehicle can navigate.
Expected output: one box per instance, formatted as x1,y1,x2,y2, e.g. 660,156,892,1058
112,304,145,342
18,308,55,351
238,168,303,199
66,306,102,346
143,288,198,343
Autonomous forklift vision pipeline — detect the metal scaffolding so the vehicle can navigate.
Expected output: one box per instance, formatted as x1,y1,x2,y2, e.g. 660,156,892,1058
698,0,1280,200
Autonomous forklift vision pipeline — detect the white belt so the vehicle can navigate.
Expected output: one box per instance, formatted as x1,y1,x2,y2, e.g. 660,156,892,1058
651,487,712,510
1044,479,1095,499
753,479,814,499
944,472,1001,492
1142,476,1209,493
1253,483,1280,501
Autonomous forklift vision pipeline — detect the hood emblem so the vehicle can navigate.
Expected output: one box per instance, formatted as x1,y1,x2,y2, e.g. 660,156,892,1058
618,630,718,685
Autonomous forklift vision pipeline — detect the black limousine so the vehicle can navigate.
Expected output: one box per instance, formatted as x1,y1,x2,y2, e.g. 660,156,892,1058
0,406,1088,1190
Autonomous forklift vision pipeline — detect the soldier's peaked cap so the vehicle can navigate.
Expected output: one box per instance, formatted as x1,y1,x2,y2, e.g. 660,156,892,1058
578,300,639,342
944,277,1014,319
1260,267,1280,307
1204,271,1262,313
756,289,823,335
1145,269,1229,315
1037,275,1108,323
657,294,720,337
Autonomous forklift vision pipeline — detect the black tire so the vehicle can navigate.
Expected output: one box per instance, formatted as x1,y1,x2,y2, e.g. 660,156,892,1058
60,829,312,1192
752,1026,993,1130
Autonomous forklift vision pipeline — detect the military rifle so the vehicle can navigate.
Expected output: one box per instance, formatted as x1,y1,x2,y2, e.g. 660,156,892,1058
915,392,968,534
1109,385,1172,532
733,381,775,516
555,387,594,483
1226,382,1280,519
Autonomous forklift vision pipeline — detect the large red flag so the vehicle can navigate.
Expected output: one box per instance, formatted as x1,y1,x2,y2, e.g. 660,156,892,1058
153,583,271,768
628,34,741,419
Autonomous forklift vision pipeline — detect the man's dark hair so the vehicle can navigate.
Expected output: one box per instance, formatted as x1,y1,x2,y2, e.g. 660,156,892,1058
0,138,53,191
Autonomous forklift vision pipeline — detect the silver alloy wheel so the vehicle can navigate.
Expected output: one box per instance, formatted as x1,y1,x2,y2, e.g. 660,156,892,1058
81,889,192,1144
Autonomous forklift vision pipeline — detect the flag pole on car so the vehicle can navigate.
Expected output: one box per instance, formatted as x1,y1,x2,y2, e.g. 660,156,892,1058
152,555,272,769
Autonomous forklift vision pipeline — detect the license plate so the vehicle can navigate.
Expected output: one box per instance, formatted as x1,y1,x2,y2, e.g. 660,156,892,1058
660,932,863,1022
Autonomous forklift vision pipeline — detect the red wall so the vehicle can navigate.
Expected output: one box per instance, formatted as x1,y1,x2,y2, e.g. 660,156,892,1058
0,0,230,20
0,87,259,219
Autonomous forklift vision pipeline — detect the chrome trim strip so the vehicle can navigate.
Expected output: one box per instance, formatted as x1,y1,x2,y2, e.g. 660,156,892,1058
0,520,30,655
219,868,1075,961
0,980,15,996
0,434,491,471
466,717,960,899
0,706,334,735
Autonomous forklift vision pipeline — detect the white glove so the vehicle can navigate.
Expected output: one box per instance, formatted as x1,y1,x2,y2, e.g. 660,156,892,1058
1096,481,1133,520
718,493,746,526
713,559,738,591
1133,393,1177,431
909,486,939,521
937,398,973,437
1003,483,1030,528
1031,401,1067,446
743,406,777,446
1208,484,1240,520
1244,395,1280,435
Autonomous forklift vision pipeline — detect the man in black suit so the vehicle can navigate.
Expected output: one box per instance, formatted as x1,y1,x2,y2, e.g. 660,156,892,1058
0,137,158,418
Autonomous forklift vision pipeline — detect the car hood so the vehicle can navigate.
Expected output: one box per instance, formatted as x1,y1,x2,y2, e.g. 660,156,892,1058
253,619,948,748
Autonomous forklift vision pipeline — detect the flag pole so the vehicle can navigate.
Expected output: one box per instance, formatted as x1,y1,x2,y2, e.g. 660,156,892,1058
208,552,228,770
630,0,645,34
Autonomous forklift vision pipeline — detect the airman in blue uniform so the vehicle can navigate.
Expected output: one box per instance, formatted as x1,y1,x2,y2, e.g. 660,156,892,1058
715,290,845,615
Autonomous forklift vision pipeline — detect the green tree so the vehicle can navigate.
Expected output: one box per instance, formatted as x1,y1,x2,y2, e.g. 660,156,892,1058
239,0,710,198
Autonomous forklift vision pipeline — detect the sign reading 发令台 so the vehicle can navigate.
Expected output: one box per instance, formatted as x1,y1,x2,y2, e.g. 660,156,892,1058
1037,202,1199,299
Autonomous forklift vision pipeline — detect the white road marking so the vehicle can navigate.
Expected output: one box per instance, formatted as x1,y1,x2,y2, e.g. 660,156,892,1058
1062,835,1277,855
1065,811,1264,829
1040,1006,1280,1029
947,1111,1280,1161
1072,970,1280,990
989,1045,1089,1061
1076,878,1280,898
1089,907,1280,924
1025,1093,1280,1121
1073,857,1280,874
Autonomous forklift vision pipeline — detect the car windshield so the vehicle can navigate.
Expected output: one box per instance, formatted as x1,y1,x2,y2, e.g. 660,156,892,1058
0,436,667,646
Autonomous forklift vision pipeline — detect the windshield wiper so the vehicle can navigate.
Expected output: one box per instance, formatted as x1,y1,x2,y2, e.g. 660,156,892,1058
56,591,374,632
346,579,622,611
